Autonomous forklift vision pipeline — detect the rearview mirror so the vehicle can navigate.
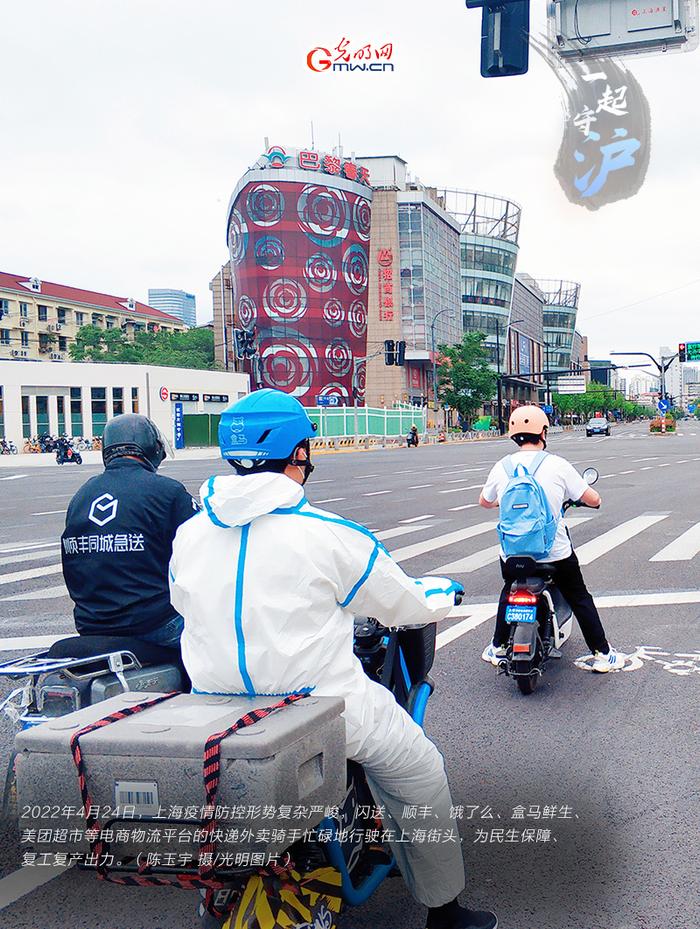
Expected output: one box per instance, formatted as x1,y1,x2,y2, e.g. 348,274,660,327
583,467,599,486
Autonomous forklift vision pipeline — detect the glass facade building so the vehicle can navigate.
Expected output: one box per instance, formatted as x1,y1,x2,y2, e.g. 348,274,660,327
147,289,197,328
439,190,521,369
536,279,581,374
397,197,462,352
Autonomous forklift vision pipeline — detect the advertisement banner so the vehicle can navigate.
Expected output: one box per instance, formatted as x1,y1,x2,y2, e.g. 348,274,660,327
173,402,185,449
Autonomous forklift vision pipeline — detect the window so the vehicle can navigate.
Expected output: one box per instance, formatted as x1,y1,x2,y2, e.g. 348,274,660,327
70,389,83,436
91,387,107,437
21,395,30,439
91,314,102,327
38,333,52,353
106,317,115,329
38,305,48,322
131,387,139,413
0,299,8,320
112,386,124,416
21,331,29,348
57,307,68,325
36,396,49,434
57,396,66,435
75,312,85,326
58,336,68,352
0,329,9,345
19,302,29,319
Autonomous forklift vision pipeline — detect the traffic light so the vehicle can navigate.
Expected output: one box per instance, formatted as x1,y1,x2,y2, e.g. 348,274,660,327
679,343,687,362
395,340,406,366
465,0,530,78
234,327,257,358
384,339,395,365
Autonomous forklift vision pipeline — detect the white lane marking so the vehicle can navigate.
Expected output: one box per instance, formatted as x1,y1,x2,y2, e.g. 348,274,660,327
658,463,671,468
435,588,700,651
433,517,592,575
0,633,66,651
576,514,670,566
0,861,72,910
390,522,496,562
355,474,379,478
2,584,69,602
0,474,28,481
640,466,653,471
314,497,345,504
436,544,501,575
446,477,474,483
400,514,434,524
0,563,63,586
423,466,446,471
598,474,618,479
363,490,391,496
449,503,479,512
441,468,486,475
619,470,635,475
677,460,688,464
650,523,700,562
636,457,659,462
31,509,66,516
0,549,62,568
436,605,497,650
375,525,433,541
409,484,433,489
0,541,57,554
438,484,482,494
310,479,333,485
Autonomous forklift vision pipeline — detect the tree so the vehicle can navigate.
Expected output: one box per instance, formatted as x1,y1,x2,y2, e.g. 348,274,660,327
437,332,497,425
69,325,216,370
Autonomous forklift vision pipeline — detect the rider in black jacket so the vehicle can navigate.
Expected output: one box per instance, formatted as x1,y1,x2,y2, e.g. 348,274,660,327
61,414,199,647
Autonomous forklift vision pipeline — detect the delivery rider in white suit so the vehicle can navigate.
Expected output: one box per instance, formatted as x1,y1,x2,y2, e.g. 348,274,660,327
169,389,498,929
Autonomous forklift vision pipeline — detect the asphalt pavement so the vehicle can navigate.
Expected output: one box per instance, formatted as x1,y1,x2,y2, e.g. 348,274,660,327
0,422,698,928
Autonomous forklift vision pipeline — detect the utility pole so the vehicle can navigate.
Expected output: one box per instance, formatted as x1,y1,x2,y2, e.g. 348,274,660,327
430,307,453,429
610,351,678,412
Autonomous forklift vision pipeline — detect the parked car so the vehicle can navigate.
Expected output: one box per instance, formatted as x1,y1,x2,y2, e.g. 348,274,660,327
586,417,610,437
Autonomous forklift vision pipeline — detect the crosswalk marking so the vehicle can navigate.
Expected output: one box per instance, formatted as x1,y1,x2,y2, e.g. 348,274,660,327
576,514,670,566
400,515,434,523
376,524,433,541
3,584,68,601
0,549,61,568
0,563,63,586
650,523,700,562
433,517,592,575
390,522,496,562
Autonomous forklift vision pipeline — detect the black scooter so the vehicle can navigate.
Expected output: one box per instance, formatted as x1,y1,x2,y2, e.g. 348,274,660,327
55,439,82,465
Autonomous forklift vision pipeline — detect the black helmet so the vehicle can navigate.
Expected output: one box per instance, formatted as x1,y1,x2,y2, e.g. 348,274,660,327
102,414,166,470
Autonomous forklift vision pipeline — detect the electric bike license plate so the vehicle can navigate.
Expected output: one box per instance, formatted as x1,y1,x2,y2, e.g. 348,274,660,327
505,605,537,624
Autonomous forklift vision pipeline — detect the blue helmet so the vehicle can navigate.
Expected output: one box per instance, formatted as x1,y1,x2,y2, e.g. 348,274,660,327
218,389,317,462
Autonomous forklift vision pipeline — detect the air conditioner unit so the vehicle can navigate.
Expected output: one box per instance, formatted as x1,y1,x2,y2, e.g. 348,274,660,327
19,319,27,328
47,324,55,331
11,350,19,356
55,323,63,331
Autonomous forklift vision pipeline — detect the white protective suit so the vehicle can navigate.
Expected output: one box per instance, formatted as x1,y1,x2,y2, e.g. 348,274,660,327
169,471,465,907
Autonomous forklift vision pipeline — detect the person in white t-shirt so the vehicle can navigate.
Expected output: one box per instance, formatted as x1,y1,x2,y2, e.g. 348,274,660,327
478,405,624,673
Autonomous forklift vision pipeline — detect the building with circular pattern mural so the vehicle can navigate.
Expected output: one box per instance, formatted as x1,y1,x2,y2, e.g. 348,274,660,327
224,145,373,406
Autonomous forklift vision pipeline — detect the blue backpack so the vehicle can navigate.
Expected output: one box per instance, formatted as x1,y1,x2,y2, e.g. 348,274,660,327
497,452,559,560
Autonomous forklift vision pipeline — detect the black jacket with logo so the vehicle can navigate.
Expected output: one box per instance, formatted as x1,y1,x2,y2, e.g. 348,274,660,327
61,458,199,636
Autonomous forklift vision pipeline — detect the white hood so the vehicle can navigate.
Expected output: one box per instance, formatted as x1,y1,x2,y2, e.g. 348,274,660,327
199,472,303,527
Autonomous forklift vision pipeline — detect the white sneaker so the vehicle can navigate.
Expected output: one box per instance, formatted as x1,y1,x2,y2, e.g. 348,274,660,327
481,643,507,666
591,647,625,673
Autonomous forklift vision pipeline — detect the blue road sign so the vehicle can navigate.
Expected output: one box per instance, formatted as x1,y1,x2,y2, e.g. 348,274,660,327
173,402,185,449
657,399,670,413
689,404,696,414
316,395,340,407
542,404,553,415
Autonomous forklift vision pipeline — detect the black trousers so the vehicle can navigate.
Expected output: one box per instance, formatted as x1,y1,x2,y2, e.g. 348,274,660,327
493,551,609,653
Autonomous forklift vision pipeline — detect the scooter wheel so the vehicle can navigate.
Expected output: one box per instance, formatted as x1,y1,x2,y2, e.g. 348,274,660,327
517,674,538,695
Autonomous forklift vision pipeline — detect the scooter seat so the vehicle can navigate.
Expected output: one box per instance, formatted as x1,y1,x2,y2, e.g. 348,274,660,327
47,634,181,668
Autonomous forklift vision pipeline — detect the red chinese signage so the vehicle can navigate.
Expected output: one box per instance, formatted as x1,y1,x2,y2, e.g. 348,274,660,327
377,248,394,322
262,146,370,186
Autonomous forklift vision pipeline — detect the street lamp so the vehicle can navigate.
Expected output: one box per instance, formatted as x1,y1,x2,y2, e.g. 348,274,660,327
610,351,678,409
495,317,524,434
430,307,455,423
